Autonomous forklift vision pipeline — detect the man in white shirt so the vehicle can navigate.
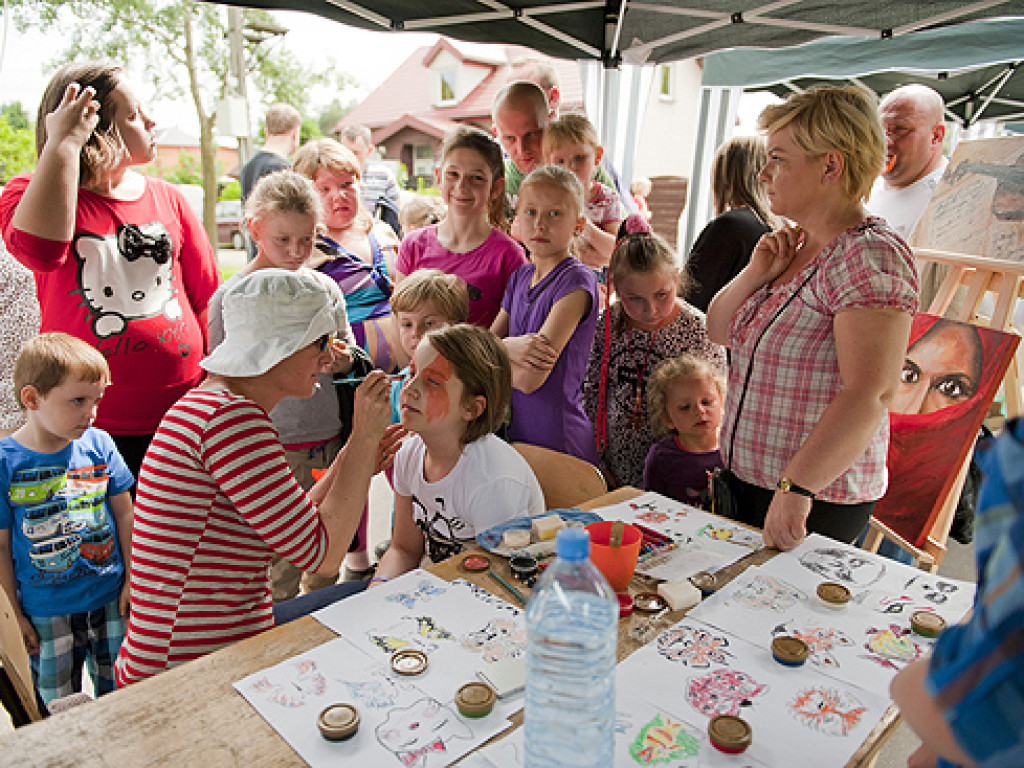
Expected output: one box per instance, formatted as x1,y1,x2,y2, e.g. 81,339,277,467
338,124,401,228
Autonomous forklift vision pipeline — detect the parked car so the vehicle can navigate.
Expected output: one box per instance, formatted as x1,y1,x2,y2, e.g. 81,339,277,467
216,200,245,250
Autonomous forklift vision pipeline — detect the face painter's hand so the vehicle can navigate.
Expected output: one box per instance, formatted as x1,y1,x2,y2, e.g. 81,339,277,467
352,370,393,438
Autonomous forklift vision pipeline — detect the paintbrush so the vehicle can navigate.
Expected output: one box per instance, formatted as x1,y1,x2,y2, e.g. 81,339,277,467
487,568,527,606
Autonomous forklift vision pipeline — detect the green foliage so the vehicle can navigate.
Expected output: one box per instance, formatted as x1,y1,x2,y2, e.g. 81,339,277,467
219,179,241,201
159,152,204,185
0,114,36,182
316,97,352,137
1,102,32,131
300,117,321,143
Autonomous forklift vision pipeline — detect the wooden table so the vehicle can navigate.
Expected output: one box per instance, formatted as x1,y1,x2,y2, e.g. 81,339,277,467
0,487,898,766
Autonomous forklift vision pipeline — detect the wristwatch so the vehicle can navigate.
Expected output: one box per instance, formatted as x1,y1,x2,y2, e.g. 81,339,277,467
776,477,815,498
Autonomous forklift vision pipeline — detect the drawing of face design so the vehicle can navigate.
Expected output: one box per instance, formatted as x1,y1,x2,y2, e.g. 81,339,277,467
789,686,867,737
892,320,983,415
799,548,886,588
656,625,733,668
772,622,854,668
460,618,526,663
731,574,806,612
375,696,472,767
686,669,768,717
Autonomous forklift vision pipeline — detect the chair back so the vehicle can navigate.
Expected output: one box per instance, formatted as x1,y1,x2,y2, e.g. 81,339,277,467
0,584,43,722
512,442,607,510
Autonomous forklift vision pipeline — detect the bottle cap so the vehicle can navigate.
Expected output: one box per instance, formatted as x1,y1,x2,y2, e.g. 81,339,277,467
317,703,360,741
455,682,496,718
633,592,668,613
771,635,810,666
708,715,752,753
555,527,590,561
910,610,946,638
390,649,428,676
816,582,852,609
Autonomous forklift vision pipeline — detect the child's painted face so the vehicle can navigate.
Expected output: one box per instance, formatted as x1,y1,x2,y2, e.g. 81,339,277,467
400,340,474,438
515,182,583,262
313,168,361,231
614,266,680,331
436,147,500,218
396,304,450,360
249,210,316,271
24,376,107,445
663,376,722,451
546,140,602,187
109,81,156,166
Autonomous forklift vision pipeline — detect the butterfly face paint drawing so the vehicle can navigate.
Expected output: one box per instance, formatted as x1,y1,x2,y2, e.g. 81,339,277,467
789,686,867,737
386,580,446,610
696,522,760,549
686,668,768,718
461,618,526,663
656,625,733,668
343,671,401,710
367,615,456,655
862,624,926,670
249,659,326,708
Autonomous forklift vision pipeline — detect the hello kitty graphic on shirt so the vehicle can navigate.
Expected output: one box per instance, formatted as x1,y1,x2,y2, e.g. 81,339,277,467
74,222,182,338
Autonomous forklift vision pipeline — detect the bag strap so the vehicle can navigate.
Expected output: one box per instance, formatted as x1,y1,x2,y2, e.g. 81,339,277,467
726,266,818,470
594,296,614,453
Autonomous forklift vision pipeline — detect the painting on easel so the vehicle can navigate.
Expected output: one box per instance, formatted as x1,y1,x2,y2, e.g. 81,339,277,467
911,135,1024,262
873,313,1019,547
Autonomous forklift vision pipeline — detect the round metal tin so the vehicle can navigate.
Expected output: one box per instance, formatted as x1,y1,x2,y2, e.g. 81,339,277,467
772,635,811,667
461,554,491,573
708,714,752,754
633,592,669,613
910,610,947,638
318,703,360,741
455,682,496,718
816,581,852,609
689,571,718,597
391,649,429,676
509,554,539,582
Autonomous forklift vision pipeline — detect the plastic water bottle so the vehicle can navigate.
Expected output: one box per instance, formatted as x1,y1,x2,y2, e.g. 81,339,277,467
524,527,618,768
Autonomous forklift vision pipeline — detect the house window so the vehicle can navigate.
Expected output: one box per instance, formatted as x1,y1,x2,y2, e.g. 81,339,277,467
439,70,457,105
413,144,435,177
658,64,674,101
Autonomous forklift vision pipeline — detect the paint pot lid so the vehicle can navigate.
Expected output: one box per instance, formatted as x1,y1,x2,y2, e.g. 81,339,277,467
318,703,360,740
510,553,539,577
617,592,635,617
911,610,947,637
690,571,718,592
772,635,810,664
455,682,496,718
816,581,852,606
391,649,429,676
708,715,752,752
633,592,668,613
461,553,491,572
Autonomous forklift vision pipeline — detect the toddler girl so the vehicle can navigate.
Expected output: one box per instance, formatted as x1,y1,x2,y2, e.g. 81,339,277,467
373,324,544,578
396,126,526,328
492,165,600,463
543,112,623,270
642,354,726,506
583,215,726,488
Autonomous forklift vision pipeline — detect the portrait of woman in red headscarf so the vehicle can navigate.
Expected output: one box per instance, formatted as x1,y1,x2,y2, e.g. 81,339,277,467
873,313,1019,546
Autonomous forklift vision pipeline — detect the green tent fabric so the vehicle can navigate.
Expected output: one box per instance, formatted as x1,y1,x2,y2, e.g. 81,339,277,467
703,17,1024,127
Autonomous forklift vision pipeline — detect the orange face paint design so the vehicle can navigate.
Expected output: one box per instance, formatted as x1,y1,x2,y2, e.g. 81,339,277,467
421,353,454,422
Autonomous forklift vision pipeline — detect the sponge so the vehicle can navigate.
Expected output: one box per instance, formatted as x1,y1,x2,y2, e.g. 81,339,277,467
657,579,702,612
531,514,566,541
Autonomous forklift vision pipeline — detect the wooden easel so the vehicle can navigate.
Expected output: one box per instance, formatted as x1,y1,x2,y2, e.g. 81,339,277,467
862,248,1024,572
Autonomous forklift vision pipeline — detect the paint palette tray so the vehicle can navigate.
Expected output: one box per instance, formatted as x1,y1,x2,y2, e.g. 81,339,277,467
475,509,601,557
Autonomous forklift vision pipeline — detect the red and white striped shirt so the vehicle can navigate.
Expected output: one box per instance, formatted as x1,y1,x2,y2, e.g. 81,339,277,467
114,388,328,686
721,218,918,503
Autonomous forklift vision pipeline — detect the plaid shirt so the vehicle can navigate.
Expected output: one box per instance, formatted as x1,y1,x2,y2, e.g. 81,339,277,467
721,217,918,503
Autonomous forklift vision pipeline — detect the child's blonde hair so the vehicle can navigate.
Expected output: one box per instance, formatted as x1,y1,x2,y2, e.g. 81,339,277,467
14,333,110,411
243,169,323,228
439,126,508,232
391,269,469,325
423,324,511,444
400,195,446,234
518,165,585,220
543,112,600,159
292,138,374,232
646,354,725,437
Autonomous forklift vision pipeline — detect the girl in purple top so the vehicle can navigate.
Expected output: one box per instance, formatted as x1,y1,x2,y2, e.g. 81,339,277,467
396,126,526,328
642,354,726,507
491,166,599,463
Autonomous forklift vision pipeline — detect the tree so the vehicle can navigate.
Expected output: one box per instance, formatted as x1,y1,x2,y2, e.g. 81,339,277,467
0,113,36,182
2,102,32,131
9,0,355,246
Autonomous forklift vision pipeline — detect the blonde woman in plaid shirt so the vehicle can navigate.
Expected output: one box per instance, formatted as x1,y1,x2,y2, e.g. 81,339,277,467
707,86,919,552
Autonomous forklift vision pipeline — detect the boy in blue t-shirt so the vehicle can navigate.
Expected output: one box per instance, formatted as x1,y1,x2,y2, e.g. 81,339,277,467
0,333,134,704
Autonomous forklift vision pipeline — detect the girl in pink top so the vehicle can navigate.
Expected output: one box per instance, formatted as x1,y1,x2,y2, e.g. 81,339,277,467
396,126,526,328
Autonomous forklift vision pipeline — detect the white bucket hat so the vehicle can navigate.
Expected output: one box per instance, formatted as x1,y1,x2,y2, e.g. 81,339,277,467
201,268,349,377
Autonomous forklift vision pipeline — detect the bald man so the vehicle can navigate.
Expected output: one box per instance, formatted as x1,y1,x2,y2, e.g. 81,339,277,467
492,81,550,207
867,84,948,241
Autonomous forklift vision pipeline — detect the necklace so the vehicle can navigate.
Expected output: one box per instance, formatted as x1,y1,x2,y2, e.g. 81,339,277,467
624,319,662,429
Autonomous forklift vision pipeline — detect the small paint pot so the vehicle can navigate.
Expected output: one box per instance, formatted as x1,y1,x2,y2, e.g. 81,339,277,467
455,682,496,718
318,703,360,741
708,714,752,754
461,553,491,573
816,581,851,610
771,635,810,667
390,649,428,676
689,571,718,598
910,610,947,638
633,592,669,613
617,592,635,618
503,529,531,550
509,554,539,582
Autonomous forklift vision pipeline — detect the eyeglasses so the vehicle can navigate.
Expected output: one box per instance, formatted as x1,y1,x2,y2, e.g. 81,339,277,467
314,334,335,353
